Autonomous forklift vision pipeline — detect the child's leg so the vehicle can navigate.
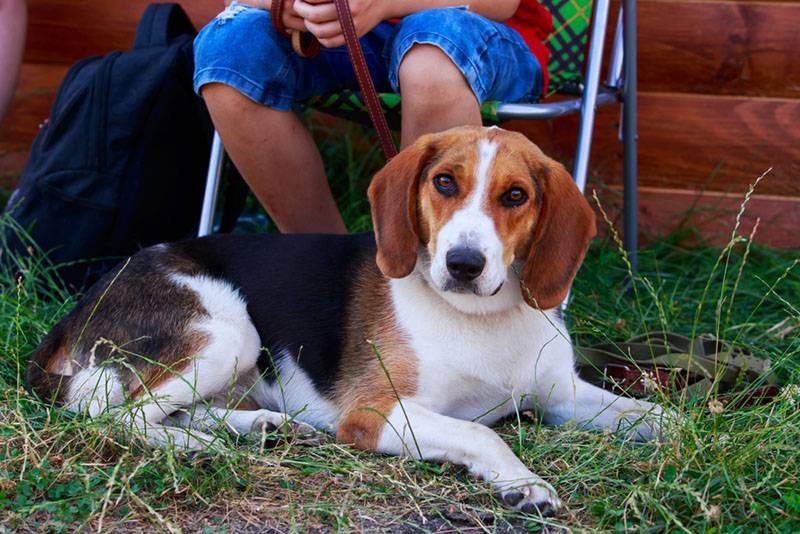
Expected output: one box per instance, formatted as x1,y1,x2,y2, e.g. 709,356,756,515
201,84,346,234
194,5,392,234
391,8,544,147
398,44,482,148
194,4,349,233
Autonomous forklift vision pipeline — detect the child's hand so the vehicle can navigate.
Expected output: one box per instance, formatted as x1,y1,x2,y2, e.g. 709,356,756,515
235,0,307,32
294,0,391,48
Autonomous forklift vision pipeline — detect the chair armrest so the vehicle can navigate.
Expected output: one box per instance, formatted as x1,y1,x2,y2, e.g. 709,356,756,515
496,87,618,121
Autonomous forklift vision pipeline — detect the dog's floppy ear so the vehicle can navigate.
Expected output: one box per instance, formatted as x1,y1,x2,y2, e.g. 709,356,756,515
520,161,596,309
367,133,441,278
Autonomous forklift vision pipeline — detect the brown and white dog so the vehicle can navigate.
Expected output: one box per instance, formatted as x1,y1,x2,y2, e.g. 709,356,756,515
26,126,664,516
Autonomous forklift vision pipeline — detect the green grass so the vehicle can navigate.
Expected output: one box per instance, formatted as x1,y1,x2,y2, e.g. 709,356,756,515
1,121,798,532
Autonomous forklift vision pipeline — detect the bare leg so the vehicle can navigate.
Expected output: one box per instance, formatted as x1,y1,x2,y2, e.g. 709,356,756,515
201,83,347,234
398,44,482,148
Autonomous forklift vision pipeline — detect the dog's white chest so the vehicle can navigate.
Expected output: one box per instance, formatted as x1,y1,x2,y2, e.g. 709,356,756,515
390,275,574,424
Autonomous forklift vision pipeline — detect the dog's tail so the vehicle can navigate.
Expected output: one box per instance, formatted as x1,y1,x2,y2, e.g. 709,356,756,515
25,320,72,405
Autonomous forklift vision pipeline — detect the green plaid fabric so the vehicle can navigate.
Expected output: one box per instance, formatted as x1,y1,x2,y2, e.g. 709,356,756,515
306,0,594,124
542,0,594,94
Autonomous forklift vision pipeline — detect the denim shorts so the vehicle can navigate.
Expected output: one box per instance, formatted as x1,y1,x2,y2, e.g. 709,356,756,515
193,3,543,109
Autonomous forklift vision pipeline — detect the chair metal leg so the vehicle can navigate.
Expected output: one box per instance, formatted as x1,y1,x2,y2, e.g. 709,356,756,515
562,0,612,312
623,0,638,269
606,9,624,89
572,0,611,194
198,130,224,237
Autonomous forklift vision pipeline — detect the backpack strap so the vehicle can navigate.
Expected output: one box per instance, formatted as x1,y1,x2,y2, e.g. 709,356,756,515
134,3,196,49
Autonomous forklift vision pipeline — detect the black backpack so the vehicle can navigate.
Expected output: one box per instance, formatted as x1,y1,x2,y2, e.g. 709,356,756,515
2,4,219,292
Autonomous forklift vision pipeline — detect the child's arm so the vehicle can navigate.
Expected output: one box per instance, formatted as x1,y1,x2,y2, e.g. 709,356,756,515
389,0,521,21
0,0,26,122
231,0,308,31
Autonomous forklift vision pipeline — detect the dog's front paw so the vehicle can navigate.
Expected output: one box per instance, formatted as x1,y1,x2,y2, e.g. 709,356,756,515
620,401,673,442
498,477,562,517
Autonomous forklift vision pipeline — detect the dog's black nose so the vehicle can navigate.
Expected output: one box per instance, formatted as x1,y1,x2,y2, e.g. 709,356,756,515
446,248,486,282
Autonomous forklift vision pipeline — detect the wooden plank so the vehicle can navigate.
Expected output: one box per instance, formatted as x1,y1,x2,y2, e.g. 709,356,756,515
6,86,799,199
634,0,800,99
6,79,800,190
505,91,800,197
22,0,800,98
24,0,223,64
0,63,68,187
4,88,799,248
600,92,800,196
604,0,800,99
6,0,800,248
593,187,800,249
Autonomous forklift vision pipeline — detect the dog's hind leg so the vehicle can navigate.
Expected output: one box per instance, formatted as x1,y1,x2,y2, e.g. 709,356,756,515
120,304,263,450
51,271,263,451
63,357,224,451
168,406,317,437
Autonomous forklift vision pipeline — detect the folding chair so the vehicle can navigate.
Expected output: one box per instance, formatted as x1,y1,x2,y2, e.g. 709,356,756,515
198,0,638,267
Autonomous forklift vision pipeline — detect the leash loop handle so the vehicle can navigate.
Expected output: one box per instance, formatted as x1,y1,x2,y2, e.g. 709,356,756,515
270,0,321,57
270,0,287,35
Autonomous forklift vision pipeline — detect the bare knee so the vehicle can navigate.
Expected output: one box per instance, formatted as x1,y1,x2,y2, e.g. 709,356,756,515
398,45,475,104
200,82,257,118
199,81,232,101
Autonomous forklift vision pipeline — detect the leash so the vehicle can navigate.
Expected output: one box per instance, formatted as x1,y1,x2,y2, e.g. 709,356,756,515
575,331,777,404
271,0,398,160
270,0,320,58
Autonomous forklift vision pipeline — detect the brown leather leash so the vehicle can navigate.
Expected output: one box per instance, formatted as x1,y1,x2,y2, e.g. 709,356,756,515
270,0,320,59
271,0,398,160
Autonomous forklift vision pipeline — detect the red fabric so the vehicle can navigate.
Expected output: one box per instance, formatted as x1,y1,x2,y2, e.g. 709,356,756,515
505,0,553,95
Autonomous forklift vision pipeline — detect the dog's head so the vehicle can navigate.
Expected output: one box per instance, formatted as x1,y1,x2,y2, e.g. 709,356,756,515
368,126,596,313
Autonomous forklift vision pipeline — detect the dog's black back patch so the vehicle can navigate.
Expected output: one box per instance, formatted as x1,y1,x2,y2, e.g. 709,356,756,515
172,233,376,396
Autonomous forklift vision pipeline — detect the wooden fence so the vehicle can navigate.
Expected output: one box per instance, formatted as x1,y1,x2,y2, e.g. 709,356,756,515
1,0,798,246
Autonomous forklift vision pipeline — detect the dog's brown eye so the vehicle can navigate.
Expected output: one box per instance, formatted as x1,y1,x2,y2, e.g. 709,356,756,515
433,174,458,197
501,187,528,207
